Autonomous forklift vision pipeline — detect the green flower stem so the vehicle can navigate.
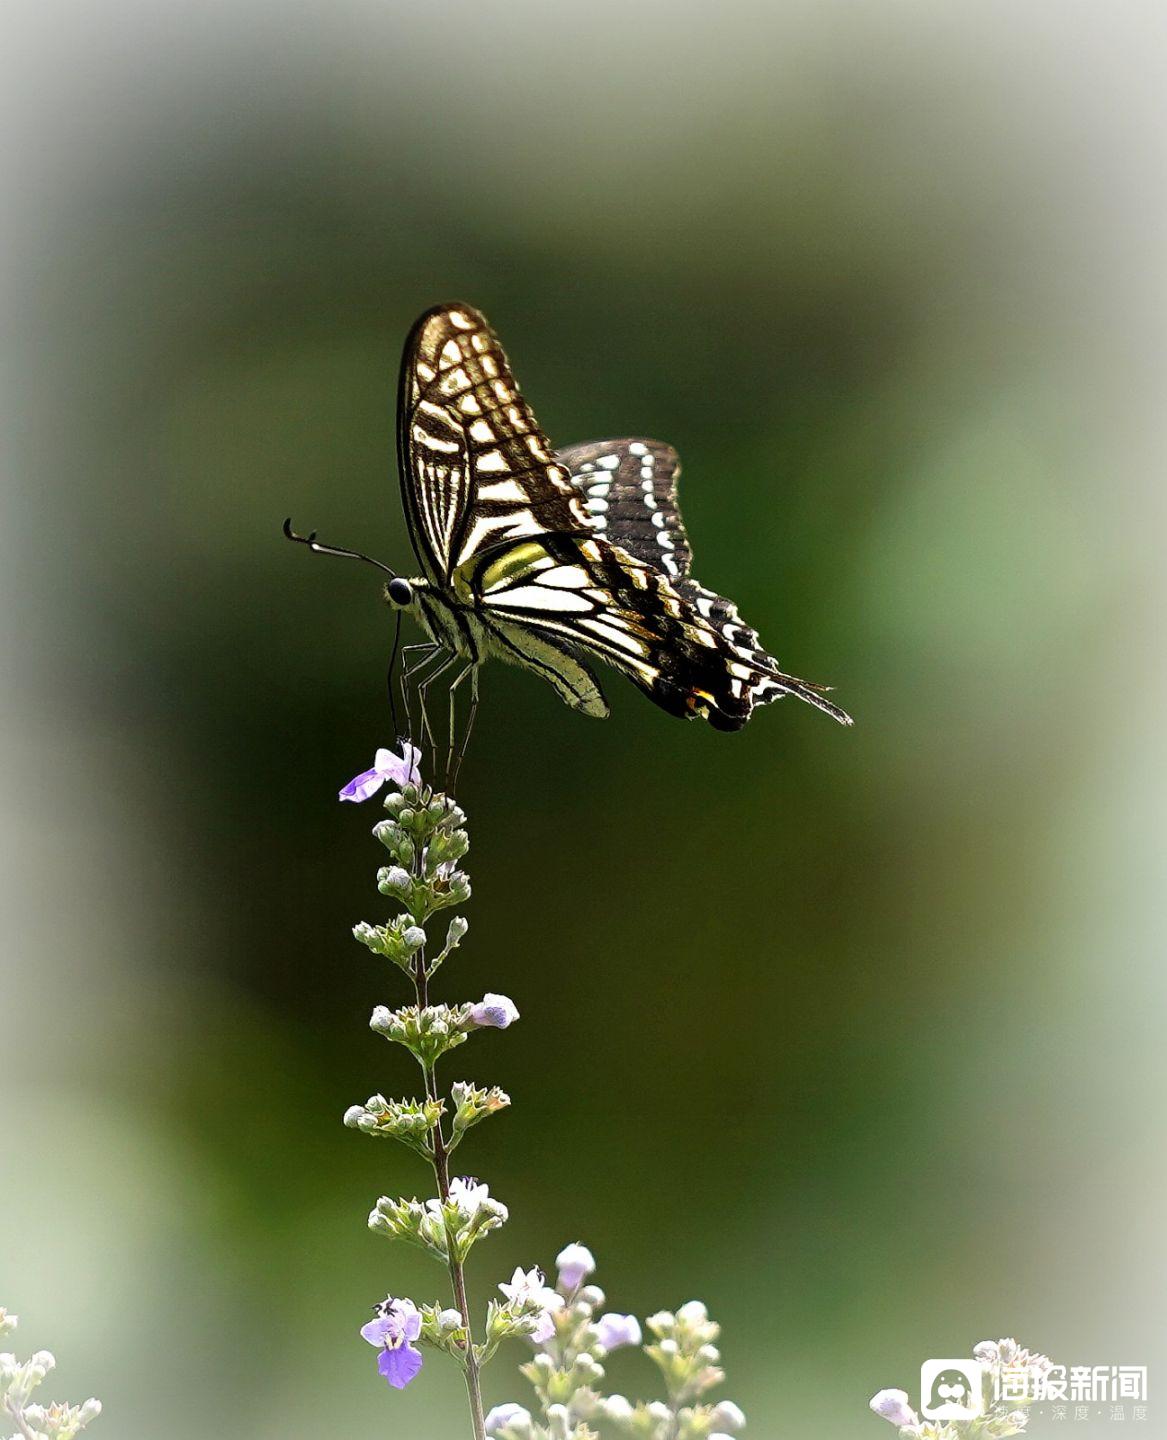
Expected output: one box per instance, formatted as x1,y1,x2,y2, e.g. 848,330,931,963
6,1404,38,1440
412,944,487,1440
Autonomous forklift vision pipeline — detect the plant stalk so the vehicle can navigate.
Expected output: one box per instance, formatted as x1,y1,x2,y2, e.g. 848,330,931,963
414,951,487,1440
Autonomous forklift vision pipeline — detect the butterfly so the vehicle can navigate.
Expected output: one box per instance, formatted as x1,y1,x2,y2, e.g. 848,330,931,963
285,302,851,762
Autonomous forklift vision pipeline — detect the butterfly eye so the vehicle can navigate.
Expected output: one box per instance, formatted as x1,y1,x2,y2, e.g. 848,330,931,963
387,578,414,607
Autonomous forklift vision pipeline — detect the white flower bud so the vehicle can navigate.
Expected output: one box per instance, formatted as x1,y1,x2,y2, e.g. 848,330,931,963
677,1300,708,1324
572,1388,600,1418
603,1394,634,1422
710,1401,746,1431
545,1403,571,1437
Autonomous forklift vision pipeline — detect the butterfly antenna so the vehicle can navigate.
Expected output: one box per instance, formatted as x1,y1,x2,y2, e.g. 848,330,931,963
282,517,397,578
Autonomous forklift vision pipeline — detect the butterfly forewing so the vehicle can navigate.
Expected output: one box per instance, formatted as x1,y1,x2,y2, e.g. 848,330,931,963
397,304,591,584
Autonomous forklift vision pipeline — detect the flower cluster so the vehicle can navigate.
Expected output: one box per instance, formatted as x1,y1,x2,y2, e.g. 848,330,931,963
369,1176,510,1262
870,1336,1054,1439
339,748,544,1424
0,1309,101,1440
972,1339,1055,1413
485,1248,746,1440
338,747,746,1440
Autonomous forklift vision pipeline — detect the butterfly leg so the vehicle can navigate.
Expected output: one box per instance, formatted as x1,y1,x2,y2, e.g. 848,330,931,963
449,664,481,794
416,651,459,775
442,661,478,791
398,643,442,750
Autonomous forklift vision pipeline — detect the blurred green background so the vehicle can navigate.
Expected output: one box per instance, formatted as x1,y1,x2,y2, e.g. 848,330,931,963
3,2,1164,1436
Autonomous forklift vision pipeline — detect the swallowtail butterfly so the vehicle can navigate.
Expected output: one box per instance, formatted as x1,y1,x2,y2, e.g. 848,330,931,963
286,303,851,745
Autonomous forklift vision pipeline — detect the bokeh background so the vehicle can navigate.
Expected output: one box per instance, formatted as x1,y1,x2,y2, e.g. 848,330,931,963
3,2,1164,1436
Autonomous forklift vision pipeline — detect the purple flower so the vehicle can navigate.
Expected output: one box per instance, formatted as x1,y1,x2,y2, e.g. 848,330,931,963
869,1389,919,1429
593,1312,642,1352
469,993,520,1029
555,1242,596,1292
339,743,421,802
360,1297,423,1390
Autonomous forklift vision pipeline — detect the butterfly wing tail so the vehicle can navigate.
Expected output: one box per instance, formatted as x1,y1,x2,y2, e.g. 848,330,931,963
671,577,852,728
743,667,853,727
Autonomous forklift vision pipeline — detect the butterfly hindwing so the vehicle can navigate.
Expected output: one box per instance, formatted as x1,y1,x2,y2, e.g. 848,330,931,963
555,439,852,726
558,436,771,671
396,304,591,584
484,615,609,718
557,438,693,579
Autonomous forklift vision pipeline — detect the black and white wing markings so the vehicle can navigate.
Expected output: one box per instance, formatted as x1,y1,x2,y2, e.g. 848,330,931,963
557,438,692,579
469,528,843,730
557,438,852,726
473,530,726,724
396,303,591,584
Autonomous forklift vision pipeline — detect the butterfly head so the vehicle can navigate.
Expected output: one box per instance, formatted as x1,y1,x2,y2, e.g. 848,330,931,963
386,576,426,613
385,577,415,609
